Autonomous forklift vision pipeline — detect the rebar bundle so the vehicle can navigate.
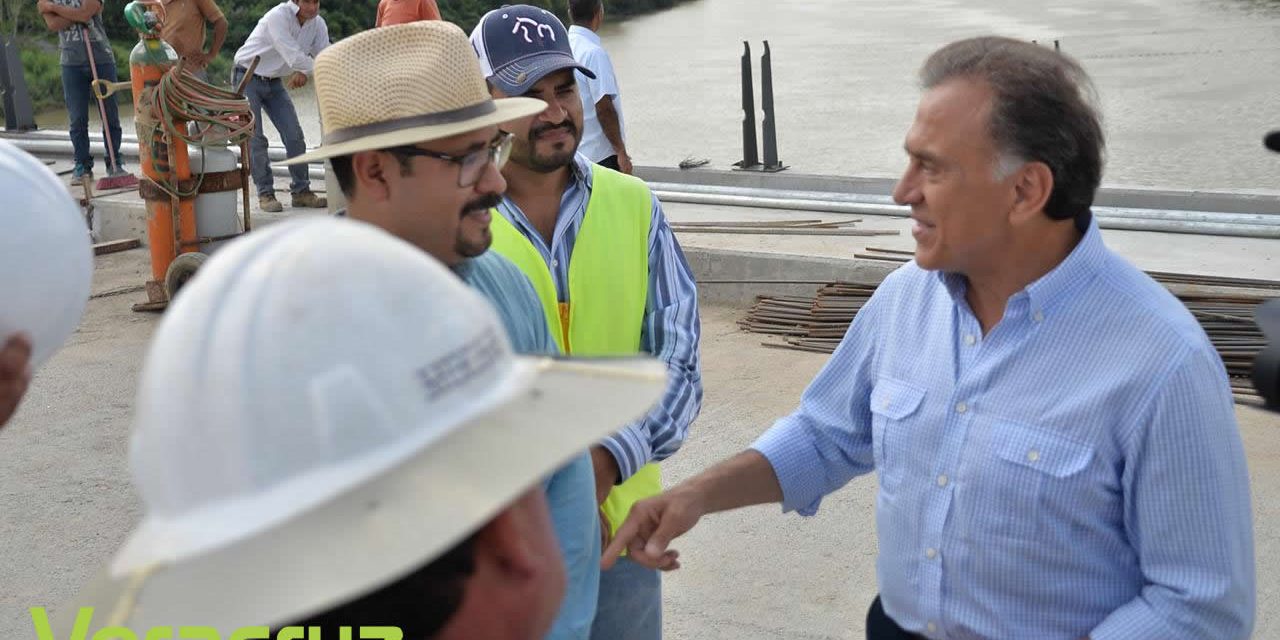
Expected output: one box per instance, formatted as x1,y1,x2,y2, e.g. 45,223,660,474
739,249,1276,403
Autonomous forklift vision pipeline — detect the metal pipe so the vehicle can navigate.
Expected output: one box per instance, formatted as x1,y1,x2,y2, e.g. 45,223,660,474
1089,218,1280,239
11,133,1280,237
652,190,1280,239
651,182,1280,227
6,130,318,165
649,181,896,205
653,190,909,216
9,138,325,181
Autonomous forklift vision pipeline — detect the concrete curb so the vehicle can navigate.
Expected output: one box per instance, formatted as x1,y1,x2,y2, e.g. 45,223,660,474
91,196,901,307
683,246,898,306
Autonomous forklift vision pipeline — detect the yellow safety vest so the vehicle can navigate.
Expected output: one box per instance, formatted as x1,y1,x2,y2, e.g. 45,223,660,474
489,166,657,538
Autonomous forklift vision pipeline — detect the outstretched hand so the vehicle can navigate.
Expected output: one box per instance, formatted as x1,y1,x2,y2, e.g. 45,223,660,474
601,487,705,572
0,334,33,428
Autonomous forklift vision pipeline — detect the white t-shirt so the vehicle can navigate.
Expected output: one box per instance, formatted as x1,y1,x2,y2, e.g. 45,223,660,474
568,25,625,163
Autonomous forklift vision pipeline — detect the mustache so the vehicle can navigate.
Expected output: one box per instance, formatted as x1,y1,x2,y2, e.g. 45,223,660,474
530,121,576,140
462,193,502,217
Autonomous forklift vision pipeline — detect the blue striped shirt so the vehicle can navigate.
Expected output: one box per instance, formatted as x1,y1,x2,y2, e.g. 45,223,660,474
495,154,703,482
752,220,1255,639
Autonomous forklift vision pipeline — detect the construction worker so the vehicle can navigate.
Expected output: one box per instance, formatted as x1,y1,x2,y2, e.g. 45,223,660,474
51,216,668,639
568,0,632,174
38,0,135,187
232,0,330,213
157,0,228,81
375,0,439,27
471,7,703,638
283,22,611,638
0,140,92,431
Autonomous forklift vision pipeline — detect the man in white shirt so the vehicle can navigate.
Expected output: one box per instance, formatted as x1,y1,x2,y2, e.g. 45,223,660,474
567,0,630,174
232,0,329,212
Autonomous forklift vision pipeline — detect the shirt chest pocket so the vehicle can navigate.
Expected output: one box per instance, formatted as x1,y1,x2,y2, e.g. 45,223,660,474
869,377,926,493
971,421,1095,542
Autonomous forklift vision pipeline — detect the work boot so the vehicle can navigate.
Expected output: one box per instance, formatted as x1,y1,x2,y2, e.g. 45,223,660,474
70,165,92,187
259,194,284,213
291,190,327,209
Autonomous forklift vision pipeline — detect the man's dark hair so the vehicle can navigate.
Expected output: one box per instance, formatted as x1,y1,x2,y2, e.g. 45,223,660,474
920,36,1105,223
277,534,477,638
328,149,418,198
568,0,602,24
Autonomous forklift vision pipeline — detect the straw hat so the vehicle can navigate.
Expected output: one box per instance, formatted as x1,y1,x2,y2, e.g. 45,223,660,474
53,217,666,635
284,21,546,166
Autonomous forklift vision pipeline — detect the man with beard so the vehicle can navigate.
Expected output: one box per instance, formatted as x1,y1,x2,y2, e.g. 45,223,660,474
471,7,702,638
284,21,607,639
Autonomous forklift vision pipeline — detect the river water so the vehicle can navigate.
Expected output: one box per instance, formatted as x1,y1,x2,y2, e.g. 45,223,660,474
40,0,1280,191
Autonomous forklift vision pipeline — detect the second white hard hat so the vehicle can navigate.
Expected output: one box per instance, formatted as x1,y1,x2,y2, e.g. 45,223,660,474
0,140,92,368
61,216,666,634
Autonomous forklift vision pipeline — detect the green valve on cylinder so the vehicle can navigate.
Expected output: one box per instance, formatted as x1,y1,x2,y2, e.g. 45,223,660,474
125,1,177,67
124,1,159,35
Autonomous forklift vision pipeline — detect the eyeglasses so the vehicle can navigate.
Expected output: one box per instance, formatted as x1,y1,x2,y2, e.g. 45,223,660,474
388,132,514,188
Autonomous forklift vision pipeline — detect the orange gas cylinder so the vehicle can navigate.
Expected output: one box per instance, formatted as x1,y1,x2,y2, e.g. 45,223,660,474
129,27,196,286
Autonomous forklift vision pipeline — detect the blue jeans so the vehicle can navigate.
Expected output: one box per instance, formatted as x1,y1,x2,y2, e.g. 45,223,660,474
61,62,124,173
233,67,310,196
590,556,661,640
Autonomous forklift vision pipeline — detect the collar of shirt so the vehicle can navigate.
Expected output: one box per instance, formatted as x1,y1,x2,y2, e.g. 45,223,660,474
497,154,595,252
568,24,601,45
281,0,300,16
936,212,1106,318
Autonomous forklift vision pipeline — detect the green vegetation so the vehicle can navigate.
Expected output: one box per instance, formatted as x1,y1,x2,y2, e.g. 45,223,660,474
2,0,691,117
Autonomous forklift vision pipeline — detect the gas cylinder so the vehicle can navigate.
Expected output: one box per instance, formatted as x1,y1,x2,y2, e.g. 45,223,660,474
190,145,242,254
125,0,196,288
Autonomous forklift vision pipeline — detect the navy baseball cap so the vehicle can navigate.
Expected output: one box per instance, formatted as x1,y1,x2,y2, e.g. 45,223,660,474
470,5,595,97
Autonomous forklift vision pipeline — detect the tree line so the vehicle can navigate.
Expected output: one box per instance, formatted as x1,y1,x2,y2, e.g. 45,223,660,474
2,0,691,116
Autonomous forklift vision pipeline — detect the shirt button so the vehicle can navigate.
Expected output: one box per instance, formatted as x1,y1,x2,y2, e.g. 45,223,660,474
925,547,938,559
955,402,968,414
937,474,949,487
964,334,976,346
1027,449,1041,462
1033,310,1045,323
551,259,560,268
927,622,938,633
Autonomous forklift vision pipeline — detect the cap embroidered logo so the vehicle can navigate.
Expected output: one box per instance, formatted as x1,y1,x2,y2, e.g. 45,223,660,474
512,15,556,43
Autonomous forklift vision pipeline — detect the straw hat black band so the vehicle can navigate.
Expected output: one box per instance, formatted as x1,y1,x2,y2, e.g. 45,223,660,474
322,100,499,147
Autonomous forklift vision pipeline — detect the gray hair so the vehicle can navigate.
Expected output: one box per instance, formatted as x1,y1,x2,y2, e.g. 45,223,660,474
921,36,1105,222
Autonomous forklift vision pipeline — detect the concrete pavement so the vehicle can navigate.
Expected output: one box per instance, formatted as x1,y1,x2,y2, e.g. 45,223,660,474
1,248,1277,638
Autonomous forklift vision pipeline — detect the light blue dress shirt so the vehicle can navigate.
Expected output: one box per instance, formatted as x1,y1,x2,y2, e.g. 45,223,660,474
752,220,1255,639
457,251,600,639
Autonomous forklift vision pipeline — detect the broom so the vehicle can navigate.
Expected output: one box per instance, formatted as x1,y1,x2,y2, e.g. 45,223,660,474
82,24,138,191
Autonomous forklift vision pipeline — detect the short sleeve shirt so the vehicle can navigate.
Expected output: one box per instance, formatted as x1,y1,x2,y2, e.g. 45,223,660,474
55,0,113,66
159,0,225,59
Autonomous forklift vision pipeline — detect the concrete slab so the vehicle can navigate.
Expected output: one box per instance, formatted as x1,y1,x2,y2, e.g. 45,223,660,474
82,179,1280,293
660,200,1280,283
0,251,1276,639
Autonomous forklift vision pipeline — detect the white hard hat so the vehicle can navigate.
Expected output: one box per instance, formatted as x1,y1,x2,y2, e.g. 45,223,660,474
60,216,666,634
0,140,92,368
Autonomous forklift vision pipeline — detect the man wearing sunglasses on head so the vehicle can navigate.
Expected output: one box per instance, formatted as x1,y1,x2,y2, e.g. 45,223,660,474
289,21,609,639
471,7,703,638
